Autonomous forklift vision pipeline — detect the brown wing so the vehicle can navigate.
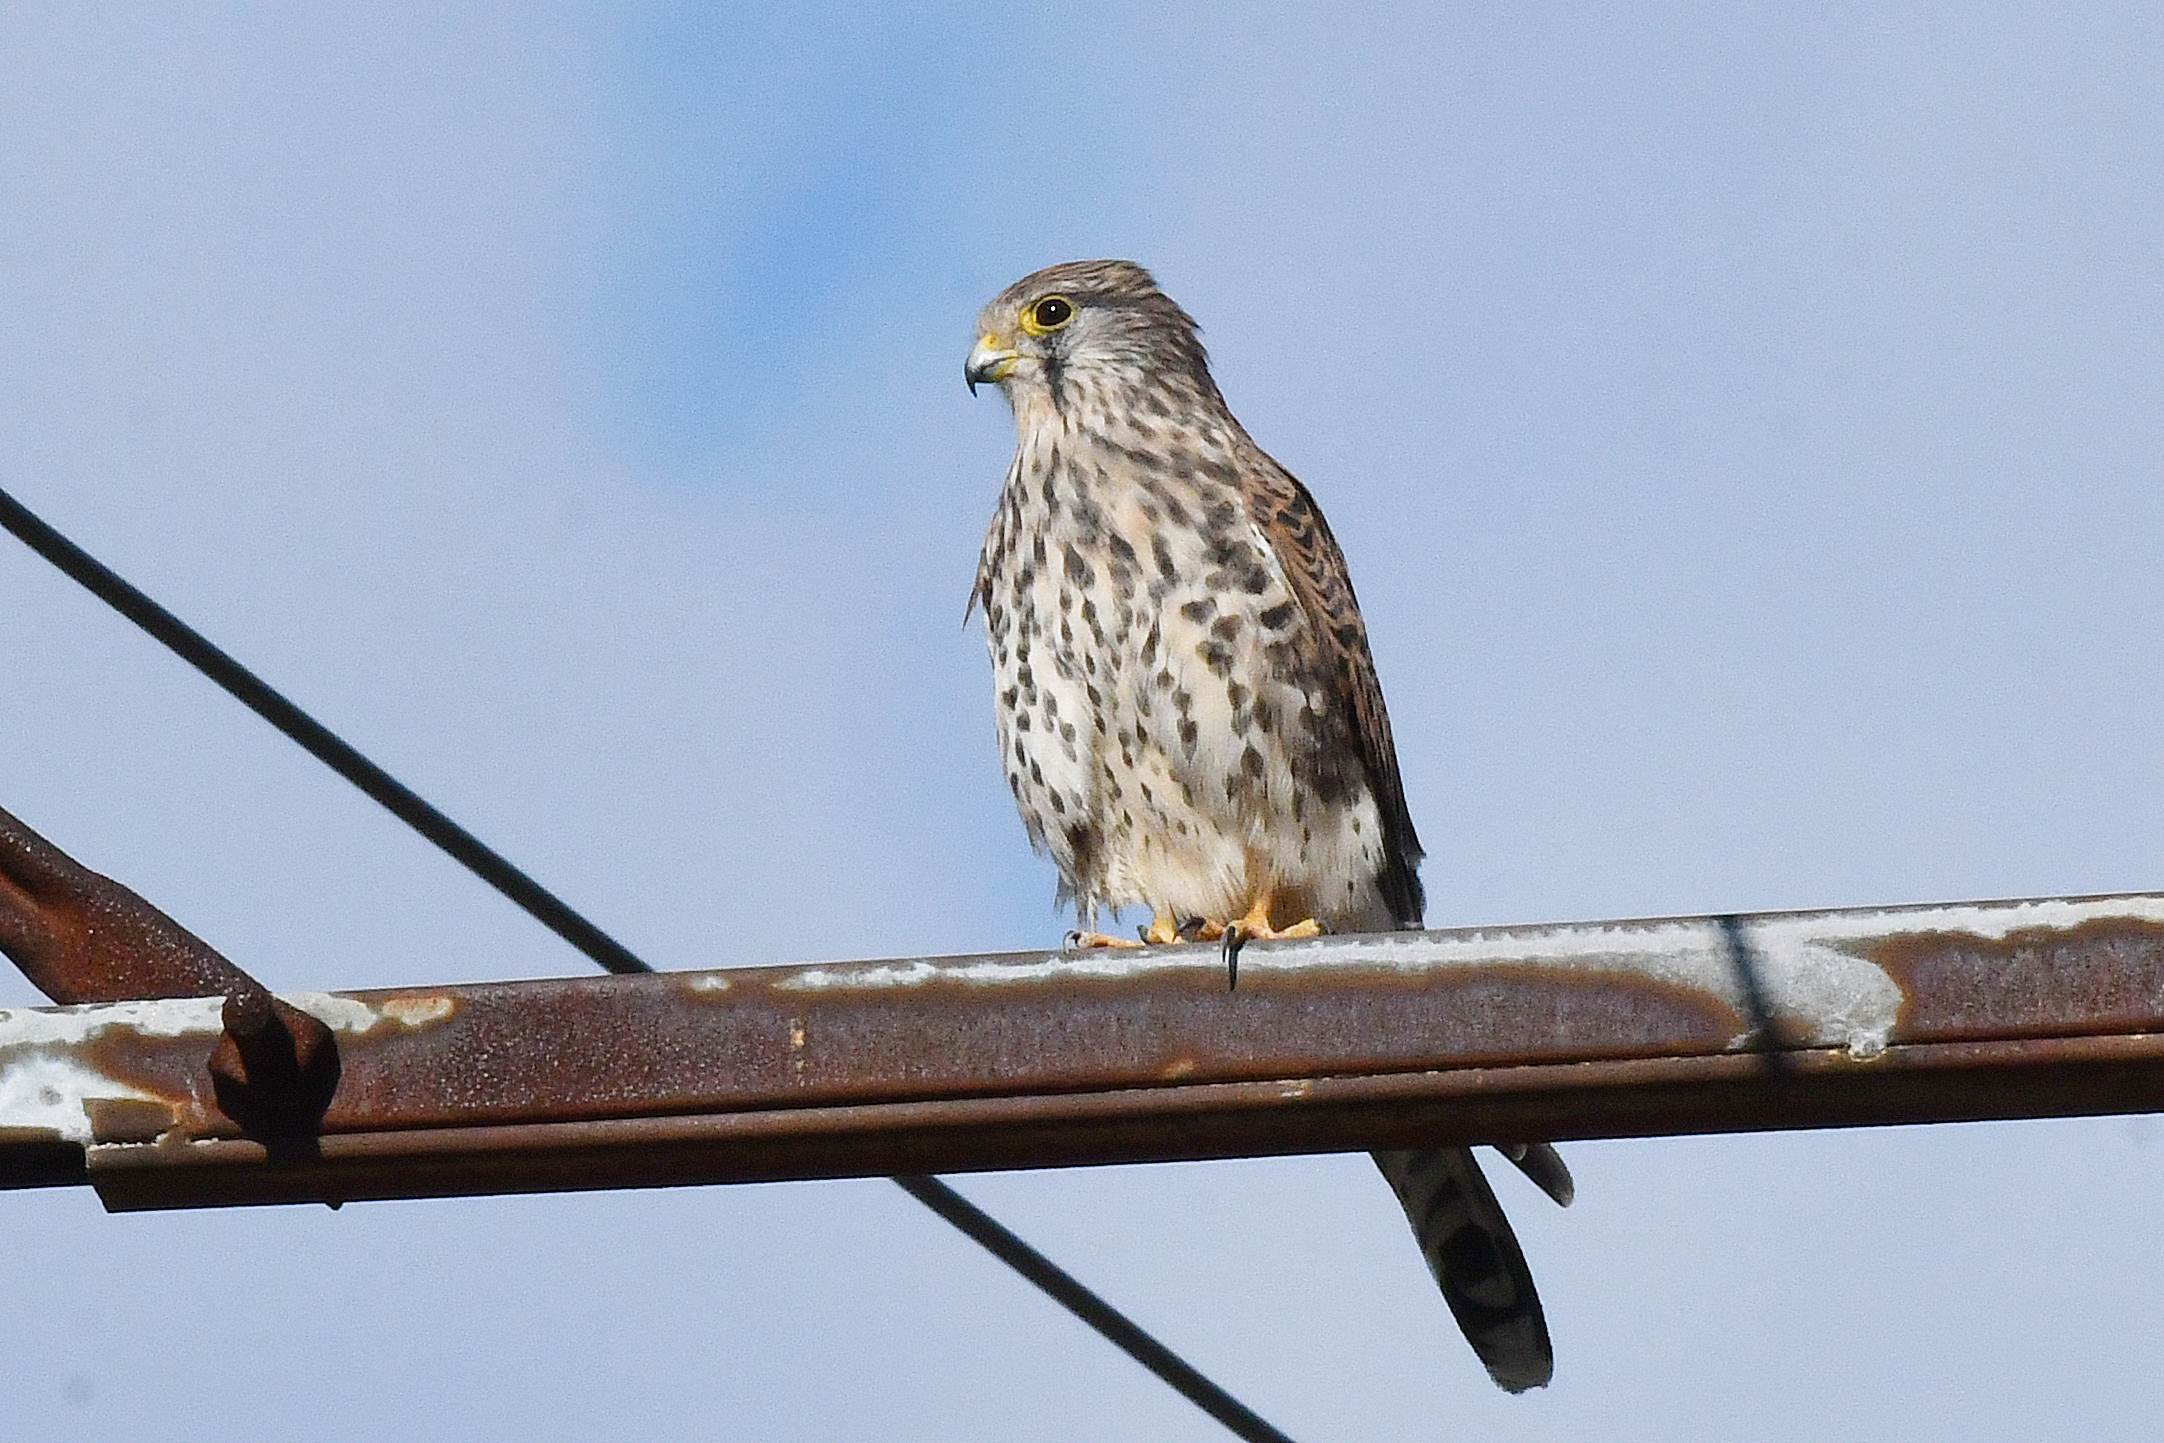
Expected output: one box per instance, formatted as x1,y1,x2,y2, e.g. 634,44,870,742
1241,447,1426,928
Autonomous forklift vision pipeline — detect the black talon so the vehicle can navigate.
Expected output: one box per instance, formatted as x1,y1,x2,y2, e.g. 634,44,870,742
1220,923,1246,991
1176,915,1207,942
1062,929,1084,950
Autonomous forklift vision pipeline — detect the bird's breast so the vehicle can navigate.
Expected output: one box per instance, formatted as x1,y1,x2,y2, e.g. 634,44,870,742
980,436,1359,918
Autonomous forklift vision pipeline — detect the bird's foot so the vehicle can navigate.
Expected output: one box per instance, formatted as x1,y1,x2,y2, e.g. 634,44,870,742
1137,911,1183,946
1204,901,1325,989
1066,930,1145,950
1070,909,1187,950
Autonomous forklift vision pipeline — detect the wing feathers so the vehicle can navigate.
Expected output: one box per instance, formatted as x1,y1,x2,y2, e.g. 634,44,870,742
1239,447,1426,926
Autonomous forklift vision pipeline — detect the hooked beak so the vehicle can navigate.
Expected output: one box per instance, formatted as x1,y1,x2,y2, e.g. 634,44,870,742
965,332,1021,394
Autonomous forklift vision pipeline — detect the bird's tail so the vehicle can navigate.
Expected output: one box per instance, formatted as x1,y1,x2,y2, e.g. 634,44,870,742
1371,1145,1554,1392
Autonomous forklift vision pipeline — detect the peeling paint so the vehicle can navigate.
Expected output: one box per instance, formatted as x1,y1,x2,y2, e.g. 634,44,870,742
779,951,1176,992
0,995,224,1044
0,989,460,1041
0,1052,156,1145
289,991,457,1034
770,899,2164,1061
1831,896,2164,942
1294,915,1905,1057
374,995,456,1028
0,989,460,1145
773,919,1905,1054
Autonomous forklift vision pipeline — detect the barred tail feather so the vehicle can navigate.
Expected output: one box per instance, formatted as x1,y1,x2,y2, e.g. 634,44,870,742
1372,1146,1553,1392
1498,1140,1576,1207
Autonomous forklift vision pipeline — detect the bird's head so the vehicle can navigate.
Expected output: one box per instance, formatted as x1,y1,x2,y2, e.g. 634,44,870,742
966,259,1213,409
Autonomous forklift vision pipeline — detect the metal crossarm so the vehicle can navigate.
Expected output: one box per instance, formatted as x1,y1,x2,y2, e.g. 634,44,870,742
5,892,2161,1210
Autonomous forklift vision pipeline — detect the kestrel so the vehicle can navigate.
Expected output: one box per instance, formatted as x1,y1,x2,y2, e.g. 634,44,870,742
966,260,1572,1391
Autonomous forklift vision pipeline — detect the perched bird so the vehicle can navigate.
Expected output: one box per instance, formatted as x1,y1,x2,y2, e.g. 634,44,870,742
966,259,1572,1391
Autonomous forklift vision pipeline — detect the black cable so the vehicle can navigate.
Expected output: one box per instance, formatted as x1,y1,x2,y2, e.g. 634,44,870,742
0,486,645,976
2,483,1297,1443
895,1176,1296,1443
1716,914,1792,1073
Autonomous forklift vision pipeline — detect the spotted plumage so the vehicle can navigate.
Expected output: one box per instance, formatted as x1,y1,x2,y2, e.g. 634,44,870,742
970,262,1411,940
966,260,1572,1391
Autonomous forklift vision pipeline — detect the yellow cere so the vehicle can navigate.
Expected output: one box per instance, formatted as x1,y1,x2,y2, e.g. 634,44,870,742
973,332,1019,381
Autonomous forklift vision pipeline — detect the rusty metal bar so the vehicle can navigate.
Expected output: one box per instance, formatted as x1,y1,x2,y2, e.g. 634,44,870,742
0,890,2158,1210
0,803,264,1004
0,803,338,1136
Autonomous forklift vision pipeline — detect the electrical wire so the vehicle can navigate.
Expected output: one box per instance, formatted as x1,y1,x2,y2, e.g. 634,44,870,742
1,482,1298,1443
895,1175,1295,1443
0,489,645,976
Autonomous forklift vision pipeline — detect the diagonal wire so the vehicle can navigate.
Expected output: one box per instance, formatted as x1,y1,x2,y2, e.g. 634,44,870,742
1,483,1298,1443
896,1175,1294,1443
0,488,646,977
1716,914,1793,1073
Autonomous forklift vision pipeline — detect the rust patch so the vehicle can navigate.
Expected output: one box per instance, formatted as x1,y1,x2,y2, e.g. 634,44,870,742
1871,917,2164,1043
0,803,265,1004
1257,962,1750,1072
69,1029,221,1132
85,1096,179,1144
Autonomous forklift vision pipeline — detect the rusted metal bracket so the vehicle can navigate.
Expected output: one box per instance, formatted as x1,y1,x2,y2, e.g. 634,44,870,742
0,804,338,1146
3,806,2162,1211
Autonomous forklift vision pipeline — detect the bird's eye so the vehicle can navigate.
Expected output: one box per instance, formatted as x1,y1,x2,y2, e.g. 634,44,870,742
1023,295,1074,334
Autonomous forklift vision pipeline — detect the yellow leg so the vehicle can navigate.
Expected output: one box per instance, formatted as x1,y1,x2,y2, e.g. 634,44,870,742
1070,906,1183,950
1068,930,1144,950
1199,892,1324,943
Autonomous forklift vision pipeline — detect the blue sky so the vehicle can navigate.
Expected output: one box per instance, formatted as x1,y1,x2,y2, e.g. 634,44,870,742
3,6,2161,1439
